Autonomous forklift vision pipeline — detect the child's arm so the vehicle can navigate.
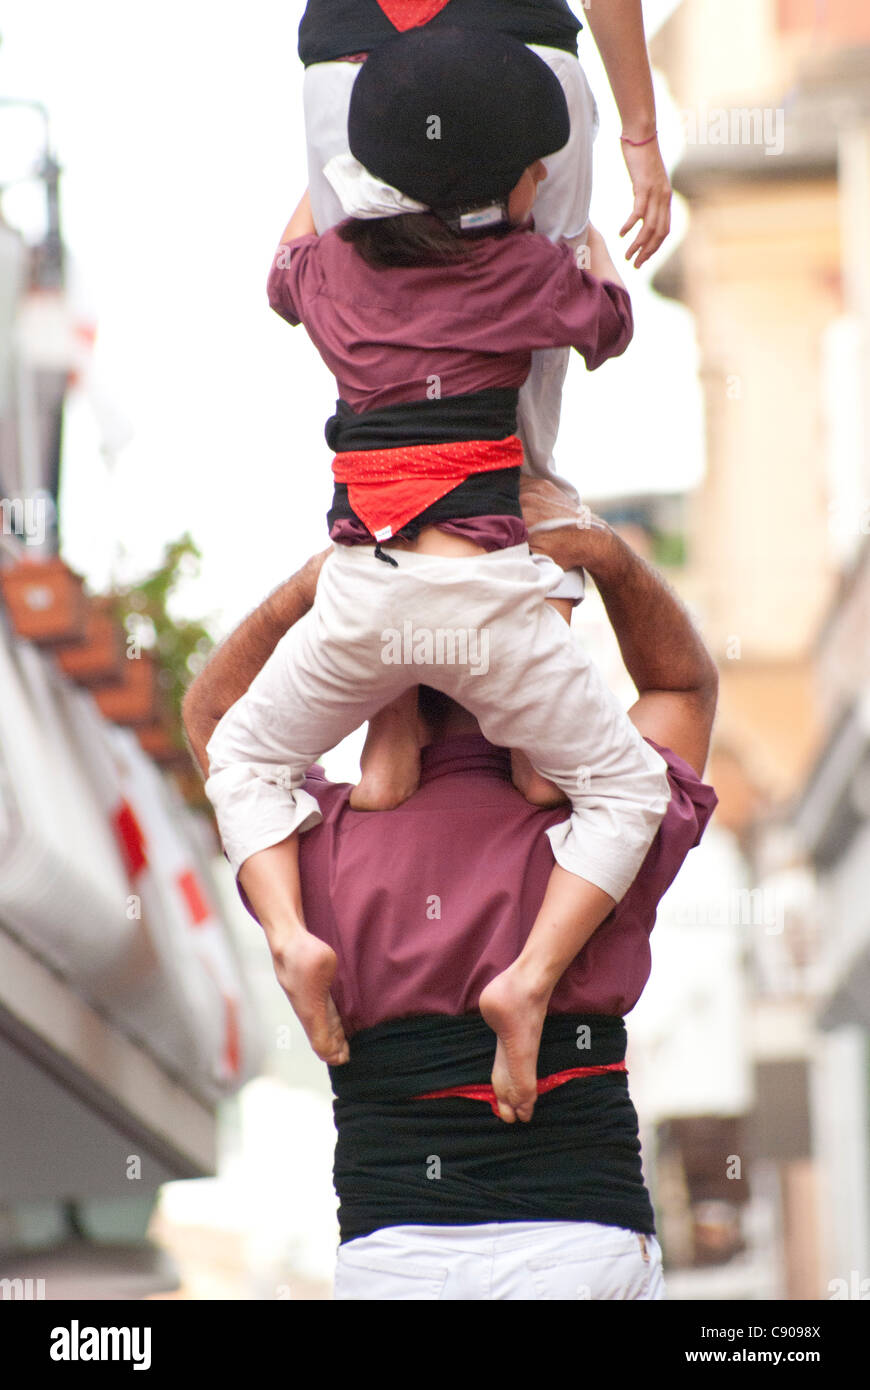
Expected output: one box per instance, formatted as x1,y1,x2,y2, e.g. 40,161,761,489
267,190,319,326
547,226,634,370
584,224,627,294
278,188,317,245
582,0,672,268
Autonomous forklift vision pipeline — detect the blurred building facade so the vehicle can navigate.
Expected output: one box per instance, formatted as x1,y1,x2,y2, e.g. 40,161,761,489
647,0,870,1298
0,107,262,1299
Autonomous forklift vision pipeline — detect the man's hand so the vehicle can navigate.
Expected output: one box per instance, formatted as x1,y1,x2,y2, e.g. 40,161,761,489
520,476,718,775
520,477,620,577
619,137,672,269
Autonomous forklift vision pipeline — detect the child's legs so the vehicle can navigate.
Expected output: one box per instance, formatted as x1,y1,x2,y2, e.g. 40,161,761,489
353,687,423,810
518,46,598,501
439,577,671,902
531,549,585,604
303,60,361,233
517,347,577,499
261,568,414,760
511,596,573,805
525,45,598,245
205,551,421,874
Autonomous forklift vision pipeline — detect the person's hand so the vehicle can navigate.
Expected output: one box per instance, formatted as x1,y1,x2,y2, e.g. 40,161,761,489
619,137,672,269
583,223,626,292
520,477,615,575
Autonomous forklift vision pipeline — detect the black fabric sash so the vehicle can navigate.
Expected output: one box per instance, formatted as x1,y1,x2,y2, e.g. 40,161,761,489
329,1015,654,1244
298,1,583,68
329,1012,627,1102
325,387,519,452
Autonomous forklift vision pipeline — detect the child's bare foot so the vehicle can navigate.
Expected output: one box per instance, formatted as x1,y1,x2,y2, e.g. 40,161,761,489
351,690,421,810
478,963,551,1124
271,930,349,1066
510,750,569,808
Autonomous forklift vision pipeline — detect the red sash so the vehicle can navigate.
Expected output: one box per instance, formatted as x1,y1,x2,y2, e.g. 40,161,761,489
332,435,524,540
376,1,453,31
416,1061,629,1118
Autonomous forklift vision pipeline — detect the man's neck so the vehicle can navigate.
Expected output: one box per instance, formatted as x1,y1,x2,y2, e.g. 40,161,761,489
418,731,511,785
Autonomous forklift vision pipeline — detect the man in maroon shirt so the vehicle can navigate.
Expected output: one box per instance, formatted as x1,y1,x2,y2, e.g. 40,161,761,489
183,480,718,1299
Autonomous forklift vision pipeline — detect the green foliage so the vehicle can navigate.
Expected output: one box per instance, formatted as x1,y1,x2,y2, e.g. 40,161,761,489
104,533,214,741
652,529,687,569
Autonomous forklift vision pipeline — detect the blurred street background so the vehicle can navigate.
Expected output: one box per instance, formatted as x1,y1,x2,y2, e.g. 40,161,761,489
0,0,868,1301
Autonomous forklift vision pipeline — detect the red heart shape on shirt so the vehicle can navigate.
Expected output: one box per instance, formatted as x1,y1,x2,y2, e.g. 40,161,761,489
376,1,453,32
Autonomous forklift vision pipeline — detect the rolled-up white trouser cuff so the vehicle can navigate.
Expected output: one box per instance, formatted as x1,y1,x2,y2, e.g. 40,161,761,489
203,769,323,878
544,821,640,901
544,755,672,901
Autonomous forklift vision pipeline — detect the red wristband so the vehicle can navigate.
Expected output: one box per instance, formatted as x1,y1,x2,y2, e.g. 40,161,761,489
620,130,658,147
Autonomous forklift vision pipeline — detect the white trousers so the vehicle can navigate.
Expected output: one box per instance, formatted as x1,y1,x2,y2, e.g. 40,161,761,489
302,46,600,599
205,543,671,899
333,1221,665,1301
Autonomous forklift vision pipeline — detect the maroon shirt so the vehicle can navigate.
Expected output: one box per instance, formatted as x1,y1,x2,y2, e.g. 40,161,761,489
267,225,634,413
283,732,717,1036
329,513,528,548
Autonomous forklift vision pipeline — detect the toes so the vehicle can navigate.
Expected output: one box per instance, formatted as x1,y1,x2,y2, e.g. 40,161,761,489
301,999,347,1064
324,1020,350,1065
314,1034,348,1065
493,1070,537,1124
504,1084,537,1120
315,1022,348,1064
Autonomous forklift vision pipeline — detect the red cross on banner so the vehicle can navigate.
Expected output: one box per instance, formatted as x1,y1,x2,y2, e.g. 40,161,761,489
376,1,453,31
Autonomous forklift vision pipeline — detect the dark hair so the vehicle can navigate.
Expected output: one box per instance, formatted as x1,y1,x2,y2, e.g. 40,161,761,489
337,212,504,269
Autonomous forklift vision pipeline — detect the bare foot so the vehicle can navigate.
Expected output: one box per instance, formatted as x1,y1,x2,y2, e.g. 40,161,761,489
351,690,421,810
510,750,569,809
271,930,349,1066
478,964,551,1123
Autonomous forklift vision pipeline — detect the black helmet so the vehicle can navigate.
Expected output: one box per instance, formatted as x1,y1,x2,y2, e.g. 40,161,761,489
347,26,570,223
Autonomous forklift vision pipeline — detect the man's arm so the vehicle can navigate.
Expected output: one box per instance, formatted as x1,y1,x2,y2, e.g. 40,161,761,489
521,480,718,777
181,548,330,777
582,0,672,268
181,546,350,1067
